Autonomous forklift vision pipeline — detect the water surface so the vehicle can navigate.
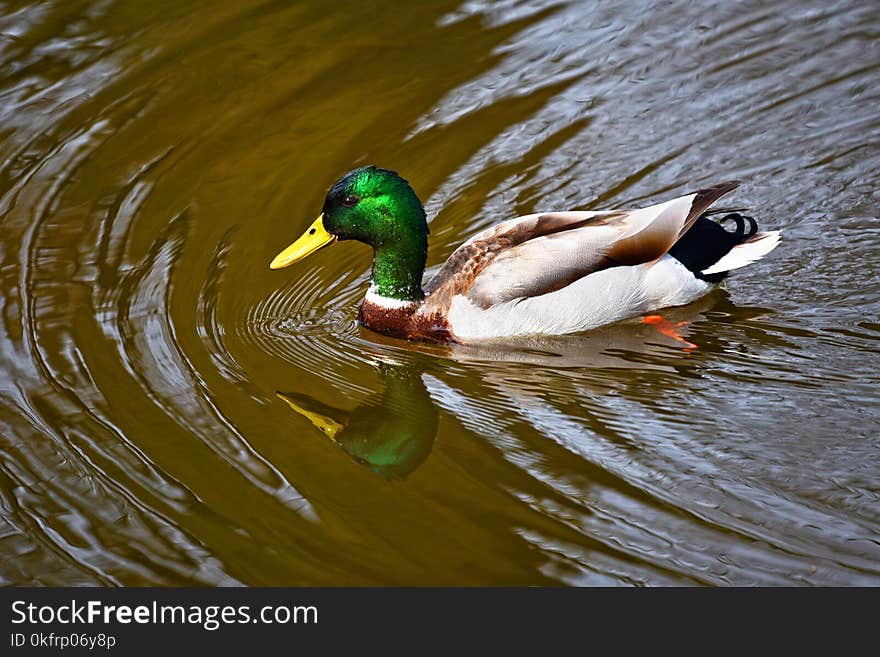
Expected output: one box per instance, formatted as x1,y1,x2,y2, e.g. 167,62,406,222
1,0,879,585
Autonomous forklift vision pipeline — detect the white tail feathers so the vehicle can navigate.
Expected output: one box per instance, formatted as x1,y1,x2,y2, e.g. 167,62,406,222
701,231,782,276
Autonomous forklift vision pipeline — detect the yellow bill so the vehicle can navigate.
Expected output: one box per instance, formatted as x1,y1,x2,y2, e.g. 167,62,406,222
276,392,344,441
269,214,336,269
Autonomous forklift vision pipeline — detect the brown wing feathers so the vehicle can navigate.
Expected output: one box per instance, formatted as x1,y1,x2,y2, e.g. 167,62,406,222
682,180,741,236
422,211,623,308
603,180,741,266
422,181,740,312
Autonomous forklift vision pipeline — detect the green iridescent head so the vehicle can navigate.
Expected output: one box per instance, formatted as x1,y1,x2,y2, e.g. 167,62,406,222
270,166,428,302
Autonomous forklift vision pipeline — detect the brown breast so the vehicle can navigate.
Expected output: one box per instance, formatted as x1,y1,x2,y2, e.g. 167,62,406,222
358,300,456,344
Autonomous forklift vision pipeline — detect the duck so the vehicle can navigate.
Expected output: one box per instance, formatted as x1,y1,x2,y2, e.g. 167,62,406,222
269,166,780,343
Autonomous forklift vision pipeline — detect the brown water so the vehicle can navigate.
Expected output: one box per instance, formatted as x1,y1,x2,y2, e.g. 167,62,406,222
1,0,879,586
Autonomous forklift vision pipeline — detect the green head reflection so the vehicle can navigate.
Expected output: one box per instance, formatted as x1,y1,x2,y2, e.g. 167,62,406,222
277,364,437,480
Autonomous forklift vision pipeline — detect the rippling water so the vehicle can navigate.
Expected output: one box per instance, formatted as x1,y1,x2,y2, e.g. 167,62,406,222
1,0,878,586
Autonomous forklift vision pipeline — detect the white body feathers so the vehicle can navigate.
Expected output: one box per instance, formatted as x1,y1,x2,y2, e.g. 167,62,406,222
446,256,712,340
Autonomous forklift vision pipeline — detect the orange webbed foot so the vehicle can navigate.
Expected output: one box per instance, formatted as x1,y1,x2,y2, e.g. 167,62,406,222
642,315,698,351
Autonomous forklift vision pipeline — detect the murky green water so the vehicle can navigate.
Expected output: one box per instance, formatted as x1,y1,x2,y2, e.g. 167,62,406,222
1,0,878,586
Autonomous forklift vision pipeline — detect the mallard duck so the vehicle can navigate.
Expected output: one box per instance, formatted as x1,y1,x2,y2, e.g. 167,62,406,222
270,166,780,343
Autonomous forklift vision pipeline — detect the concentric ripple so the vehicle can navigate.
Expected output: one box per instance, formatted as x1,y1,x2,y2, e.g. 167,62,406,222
242,265,383,396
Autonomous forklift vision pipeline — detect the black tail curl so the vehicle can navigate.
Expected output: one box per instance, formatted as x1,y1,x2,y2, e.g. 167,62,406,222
718,212,757,239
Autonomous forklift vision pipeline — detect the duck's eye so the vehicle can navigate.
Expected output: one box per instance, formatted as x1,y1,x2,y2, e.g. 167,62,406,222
342,194,358,207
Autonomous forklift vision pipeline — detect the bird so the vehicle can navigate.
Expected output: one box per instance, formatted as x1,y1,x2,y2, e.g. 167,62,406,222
269,166,780,343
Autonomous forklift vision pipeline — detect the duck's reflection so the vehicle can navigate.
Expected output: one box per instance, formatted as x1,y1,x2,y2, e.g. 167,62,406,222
277,363,437,480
